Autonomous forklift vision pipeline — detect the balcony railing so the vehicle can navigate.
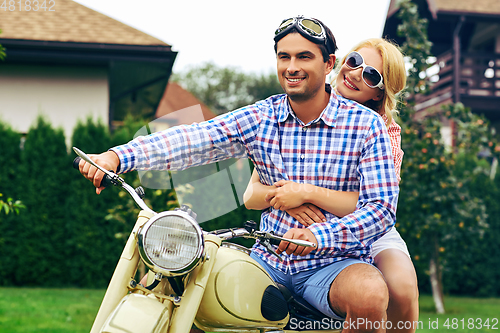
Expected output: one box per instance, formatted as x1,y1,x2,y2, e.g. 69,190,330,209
415,51,500,111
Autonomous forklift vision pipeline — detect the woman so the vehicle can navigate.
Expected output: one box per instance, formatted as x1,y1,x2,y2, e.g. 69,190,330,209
243,38,419,333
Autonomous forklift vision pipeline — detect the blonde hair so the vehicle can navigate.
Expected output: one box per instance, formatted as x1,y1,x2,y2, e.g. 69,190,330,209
333,38,406,126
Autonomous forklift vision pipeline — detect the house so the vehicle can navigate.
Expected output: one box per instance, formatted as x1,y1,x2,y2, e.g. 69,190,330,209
383,0,500,130
0,0,177,144
150,82,217,132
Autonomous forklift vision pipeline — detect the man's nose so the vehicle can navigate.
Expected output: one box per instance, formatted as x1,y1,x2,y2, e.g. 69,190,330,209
287,58,300,74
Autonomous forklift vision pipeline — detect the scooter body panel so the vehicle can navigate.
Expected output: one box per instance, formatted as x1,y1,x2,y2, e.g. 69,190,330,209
195,245,289,331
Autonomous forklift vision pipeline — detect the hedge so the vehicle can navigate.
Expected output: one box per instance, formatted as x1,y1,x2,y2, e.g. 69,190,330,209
0,116,499,295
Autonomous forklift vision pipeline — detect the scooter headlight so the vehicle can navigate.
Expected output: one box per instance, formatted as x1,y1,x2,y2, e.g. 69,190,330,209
138,210,204,276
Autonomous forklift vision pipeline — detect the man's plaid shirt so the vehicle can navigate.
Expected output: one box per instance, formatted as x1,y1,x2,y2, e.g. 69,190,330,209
111,86,399,274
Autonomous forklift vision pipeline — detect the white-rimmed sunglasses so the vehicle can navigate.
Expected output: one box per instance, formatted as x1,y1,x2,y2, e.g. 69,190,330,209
345,51,385,90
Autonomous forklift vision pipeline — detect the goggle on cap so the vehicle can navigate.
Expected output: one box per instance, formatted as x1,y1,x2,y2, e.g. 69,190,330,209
274,16,337,55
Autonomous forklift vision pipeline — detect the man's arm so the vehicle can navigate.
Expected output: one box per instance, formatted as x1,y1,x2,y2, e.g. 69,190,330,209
111,116,249,174
78,107,261,193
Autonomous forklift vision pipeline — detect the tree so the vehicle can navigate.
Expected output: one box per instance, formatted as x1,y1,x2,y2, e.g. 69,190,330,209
11,116,71,286
395,0,499,313
0,121,24,216
67,117,126,287
0,35,15,213
395,0,433,102
172,62,283,115
0,29,5,60
0,120,26,283
397,104,492,313
0,35,19,214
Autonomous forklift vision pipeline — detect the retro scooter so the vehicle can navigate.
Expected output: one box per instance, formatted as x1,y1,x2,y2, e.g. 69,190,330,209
73,147,343,333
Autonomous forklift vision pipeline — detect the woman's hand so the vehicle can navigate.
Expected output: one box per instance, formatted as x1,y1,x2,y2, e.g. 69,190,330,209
286,204,326,226
265,180,314,210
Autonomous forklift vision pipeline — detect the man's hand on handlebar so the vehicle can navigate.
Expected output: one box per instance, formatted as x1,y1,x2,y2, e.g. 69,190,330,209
78,151,120,194
276,228,318,256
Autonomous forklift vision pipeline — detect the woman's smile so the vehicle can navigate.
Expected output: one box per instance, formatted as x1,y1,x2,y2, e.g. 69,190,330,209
343,75,359,91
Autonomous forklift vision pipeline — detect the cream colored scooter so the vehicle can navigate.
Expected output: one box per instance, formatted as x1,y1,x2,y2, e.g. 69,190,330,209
73,147,342,333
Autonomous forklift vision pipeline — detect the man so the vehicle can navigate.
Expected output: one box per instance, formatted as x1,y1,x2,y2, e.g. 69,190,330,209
80,16,398,332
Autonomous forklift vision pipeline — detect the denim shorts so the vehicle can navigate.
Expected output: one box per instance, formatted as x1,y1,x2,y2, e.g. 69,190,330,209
250,252,369,320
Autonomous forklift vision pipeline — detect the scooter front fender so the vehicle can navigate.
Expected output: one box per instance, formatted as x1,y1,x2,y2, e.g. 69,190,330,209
100,293,172,333
90,210,155,333
167,234,222,333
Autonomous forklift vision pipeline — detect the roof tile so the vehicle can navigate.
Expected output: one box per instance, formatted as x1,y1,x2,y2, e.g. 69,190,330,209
156,82,217,125
0,0,169,46
432,0,500,16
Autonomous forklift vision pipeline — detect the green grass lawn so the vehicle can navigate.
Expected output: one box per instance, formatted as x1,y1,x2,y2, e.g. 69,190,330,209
417,296,500,332
0,288,104,333
0,288,498,332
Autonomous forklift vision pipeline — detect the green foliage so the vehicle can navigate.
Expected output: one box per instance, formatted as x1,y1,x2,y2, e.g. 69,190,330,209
439,108,500,296
397,0,432,122
0,121,21,195
110,114,148,146
0,121,24,216
394,0,500,301
172,62,283,115
0,29,5,60
446,170,500,296
397,104,495,295
1,0,500,295
66,117,124,287
0,194,25,215
0,115,180,288
0,121,25,283
69,116,183,287
7,116,71,286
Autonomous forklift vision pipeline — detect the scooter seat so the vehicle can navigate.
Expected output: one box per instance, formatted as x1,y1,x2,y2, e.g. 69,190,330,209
277,283,343,331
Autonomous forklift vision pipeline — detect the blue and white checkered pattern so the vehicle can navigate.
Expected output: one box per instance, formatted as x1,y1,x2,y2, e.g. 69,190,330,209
112,87,399,274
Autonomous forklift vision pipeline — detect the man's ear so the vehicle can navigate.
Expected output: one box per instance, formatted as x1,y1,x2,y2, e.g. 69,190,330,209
326,54,336,74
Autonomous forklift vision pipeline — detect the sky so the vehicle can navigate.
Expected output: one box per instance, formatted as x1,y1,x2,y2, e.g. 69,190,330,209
74,0,392,74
